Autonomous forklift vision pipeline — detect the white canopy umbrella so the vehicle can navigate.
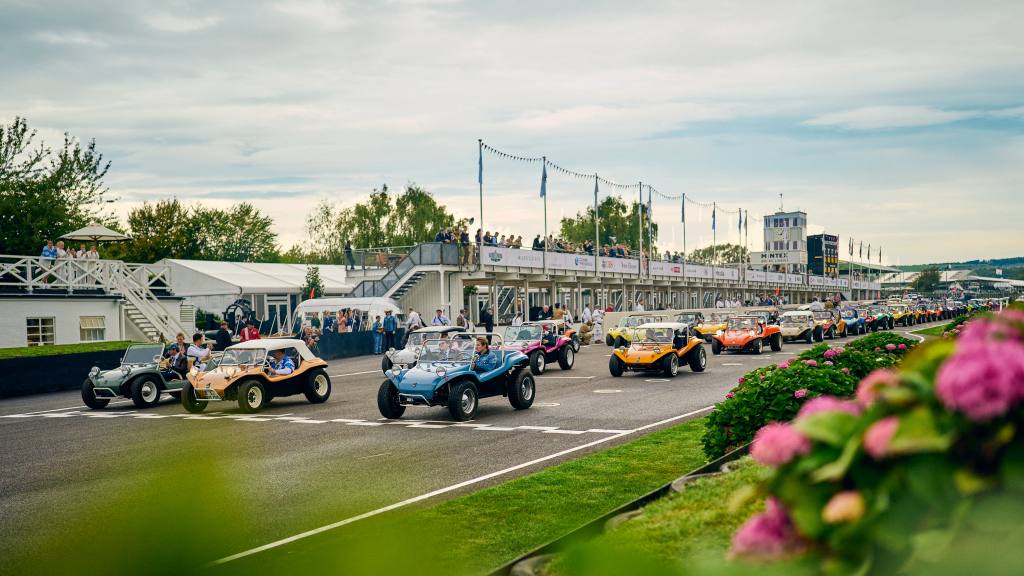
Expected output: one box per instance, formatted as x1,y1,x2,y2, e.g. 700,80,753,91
59,223,131,243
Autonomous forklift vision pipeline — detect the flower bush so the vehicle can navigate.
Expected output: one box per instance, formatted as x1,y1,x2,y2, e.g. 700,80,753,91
729,306,1024,573
702,362,857,459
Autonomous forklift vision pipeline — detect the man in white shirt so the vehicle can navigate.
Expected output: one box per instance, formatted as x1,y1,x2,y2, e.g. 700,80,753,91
407,308,424,330
431,309,450,326
634,298,645,312
187,333,213,370
582,305,592,324
809,298,825,312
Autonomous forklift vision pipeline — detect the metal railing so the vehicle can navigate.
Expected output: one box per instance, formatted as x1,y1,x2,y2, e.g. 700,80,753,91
349,243,463,298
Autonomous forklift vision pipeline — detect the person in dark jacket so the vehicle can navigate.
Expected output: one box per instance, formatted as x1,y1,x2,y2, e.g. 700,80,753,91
382,309,398,350
480,306,495,343
214,321,233,351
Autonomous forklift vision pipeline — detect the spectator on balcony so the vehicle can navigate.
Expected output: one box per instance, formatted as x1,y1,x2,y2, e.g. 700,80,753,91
434,228,446,243
55,240,67,258
344,239,355,270
460,228,471,265
40,240,57,260
432,309,450,326
532,235,542,251
382,309,398,350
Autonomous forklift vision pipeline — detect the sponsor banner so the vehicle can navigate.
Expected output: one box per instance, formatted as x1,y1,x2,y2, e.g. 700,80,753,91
787,274,804,285
751,250,807,265
685,264,713,279
714,267,740,281
809,275,824,286
839,279,849,288
481,246,544,268
549,251,597,272
649,261,684,277
767,272,787,283
599,256,641,274
746,269,767,282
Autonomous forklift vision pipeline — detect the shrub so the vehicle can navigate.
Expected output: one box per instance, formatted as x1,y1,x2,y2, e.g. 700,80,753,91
798,344,907,380
702,363,857,459
845,332,916,353
729,308,1024,573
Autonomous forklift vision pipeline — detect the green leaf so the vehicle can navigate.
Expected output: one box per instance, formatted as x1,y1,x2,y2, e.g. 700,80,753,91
911,529,955,563
794,411,861,447
888,406,953,455
812,435,862,483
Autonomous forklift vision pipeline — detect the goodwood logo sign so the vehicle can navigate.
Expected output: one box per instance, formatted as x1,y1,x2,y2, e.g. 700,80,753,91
488,252,503,263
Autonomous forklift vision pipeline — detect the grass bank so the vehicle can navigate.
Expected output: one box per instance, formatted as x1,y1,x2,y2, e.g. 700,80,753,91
0,340,133,359
912,324,946,338
548,457,769,576
220,417,711,576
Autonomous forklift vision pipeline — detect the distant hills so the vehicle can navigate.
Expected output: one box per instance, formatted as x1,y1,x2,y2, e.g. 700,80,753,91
897,256,1024,272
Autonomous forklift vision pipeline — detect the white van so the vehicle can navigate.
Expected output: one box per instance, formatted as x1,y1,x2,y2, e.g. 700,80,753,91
291,297,405,333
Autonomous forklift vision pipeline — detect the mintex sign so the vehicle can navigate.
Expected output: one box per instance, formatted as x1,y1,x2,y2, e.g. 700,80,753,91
750,251,807,265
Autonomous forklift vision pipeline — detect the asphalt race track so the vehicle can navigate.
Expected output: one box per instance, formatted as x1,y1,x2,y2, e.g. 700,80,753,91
0,328,923,570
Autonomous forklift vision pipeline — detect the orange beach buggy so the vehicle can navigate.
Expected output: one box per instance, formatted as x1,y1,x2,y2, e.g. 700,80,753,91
711,315,783,355
608,322,707,377
181,339,331,413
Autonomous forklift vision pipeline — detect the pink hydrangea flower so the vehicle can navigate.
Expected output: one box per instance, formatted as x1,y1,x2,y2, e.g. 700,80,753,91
797,395,863,418
835,347,845,355
885,343,897,351
725,392,735,399
958,319,1021,347
731,497,804,559
954,329,961,335
823,349,837,360
856,369,899,405
777,361,790,369
738,376,746,385
751,423,811,467
793,388,808,399
822,491,866,524
864,416,899,459
942,331,949,338
898,343,907,350
935,341,1024,420
841,367,851,375
874,347,882,352
803,359,818,367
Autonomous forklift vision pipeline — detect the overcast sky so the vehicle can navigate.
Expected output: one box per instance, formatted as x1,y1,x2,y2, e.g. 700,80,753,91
3,0,1022,264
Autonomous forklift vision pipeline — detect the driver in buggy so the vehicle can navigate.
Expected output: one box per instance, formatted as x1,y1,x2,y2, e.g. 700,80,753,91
542,326,557,348
472,336,498,373
268,349,295,376
673,327,688,350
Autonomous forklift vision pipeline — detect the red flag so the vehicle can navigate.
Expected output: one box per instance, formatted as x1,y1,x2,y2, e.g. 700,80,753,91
775,287,780,296
309,288,315,299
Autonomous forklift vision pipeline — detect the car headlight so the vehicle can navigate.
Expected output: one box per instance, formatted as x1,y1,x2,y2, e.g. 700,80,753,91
436,365,448,377
390,368,402,378
88,366,100,377
653,347,661,354
121,366,131,375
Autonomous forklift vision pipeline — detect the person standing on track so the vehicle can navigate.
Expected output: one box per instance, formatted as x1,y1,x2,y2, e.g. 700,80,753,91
382,309,398,350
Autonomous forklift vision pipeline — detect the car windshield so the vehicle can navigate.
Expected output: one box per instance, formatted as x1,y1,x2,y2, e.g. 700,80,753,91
812,311,833,320
504,325,541,343
675,313,700,323
781,313,809,324
708,313,729,323
620,316,648,328
220,348,267,366
406,332,429,347
728,318,758,330
630,327,675,344
123,344,163,365
841,309,857,319
419,334,504,365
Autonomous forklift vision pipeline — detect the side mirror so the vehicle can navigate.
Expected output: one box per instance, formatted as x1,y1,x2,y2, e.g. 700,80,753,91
153,355,163,363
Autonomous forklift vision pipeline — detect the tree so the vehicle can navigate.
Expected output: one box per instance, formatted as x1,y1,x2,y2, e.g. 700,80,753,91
110,199,279,263
912,268,941,292
0,117,115,255
687,243,749,265
302,184,465,262
301,266,324,300
558,195,658,252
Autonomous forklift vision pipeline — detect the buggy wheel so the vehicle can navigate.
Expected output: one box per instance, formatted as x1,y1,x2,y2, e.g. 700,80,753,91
377,381,405,419
608,355,624,377
180,382,207,413
605,335,614,346
237,379,267,413
304,368,331,404
688,345,707,372
508,370,535,410
571,335,581,353
770,333,782,351
813,327,824,342
381,355,393,374
447,380,478,421
529,351,546,375
805,330,814,344
81,378,110,409
752,338,763,355
558,346,574,370
130,375,162,408
663,353,679,377
711,339,722,355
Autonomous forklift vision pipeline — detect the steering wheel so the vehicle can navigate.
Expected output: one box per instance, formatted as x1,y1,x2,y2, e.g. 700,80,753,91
469,353,479,371
262,356,274,376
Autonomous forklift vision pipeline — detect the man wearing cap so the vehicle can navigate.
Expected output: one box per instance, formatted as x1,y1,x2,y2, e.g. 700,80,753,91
162,344,188,380
240,320,260,342
214,321,233,351
382,309,398,350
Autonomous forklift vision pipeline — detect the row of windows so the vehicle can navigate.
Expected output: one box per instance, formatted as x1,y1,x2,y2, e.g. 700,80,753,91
767,216,805,228
771,241,801,251
25,316,106,346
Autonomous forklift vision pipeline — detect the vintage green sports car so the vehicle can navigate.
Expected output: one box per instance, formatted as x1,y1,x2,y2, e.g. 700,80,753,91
81,343,194,409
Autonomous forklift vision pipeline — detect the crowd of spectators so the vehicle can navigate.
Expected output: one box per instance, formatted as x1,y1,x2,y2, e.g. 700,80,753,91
40,239,100,261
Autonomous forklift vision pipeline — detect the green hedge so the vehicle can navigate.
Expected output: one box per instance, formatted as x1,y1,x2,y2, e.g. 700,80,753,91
0,341,134,360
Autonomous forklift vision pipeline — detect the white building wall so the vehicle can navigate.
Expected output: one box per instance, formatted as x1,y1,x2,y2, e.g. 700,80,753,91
0,298,122,348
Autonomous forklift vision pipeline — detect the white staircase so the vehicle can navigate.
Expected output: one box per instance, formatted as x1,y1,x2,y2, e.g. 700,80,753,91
111,262,187,342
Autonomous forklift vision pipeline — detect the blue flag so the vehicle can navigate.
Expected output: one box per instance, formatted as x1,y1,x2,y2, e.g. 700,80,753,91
540,162,547,198
712,206,716,231
681,194,685,223
738,209,742,233
477,145,483,185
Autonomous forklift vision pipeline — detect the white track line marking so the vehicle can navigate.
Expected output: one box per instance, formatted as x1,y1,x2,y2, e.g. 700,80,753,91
358,452,391,460
208,405,714,566
593,389,622,394
542,429,586,435
0,400,132,418
516,425,559,431
475,426,516,431
329,370,381,377
537,376,594,379
722,363,744,366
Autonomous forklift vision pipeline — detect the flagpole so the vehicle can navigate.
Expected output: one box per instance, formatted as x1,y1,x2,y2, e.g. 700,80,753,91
712,201,717,267
477,139,483,269
594,174,600,276
682,193,687,272
638,181,643,278
542,156,548,274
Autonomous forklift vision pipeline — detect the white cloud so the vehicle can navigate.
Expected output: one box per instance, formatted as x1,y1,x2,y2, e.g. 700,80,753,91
803,106,978,130
272,0,348,30
144,13,220,33
33,30,105,47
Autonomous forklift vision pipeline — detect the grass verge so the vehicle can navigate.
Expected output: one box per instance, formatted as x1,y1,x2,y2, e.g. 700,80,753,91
0,340,134,359
548,457,770,576
218,417,711,576
912,325,946,338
